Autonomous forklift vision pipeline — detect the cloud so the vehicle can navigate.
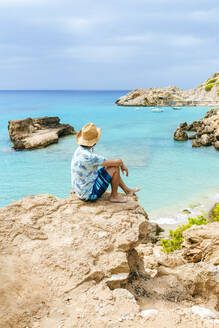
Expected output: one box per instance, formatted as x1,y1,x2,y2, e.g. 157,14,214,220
0,0,218,89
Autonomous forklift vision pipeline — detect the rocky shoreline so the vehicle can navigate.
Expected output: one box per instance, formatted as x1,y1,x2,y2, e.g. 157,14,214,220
0,191,218,328
8,116,76,150
174,108,219,150
115,72,219,107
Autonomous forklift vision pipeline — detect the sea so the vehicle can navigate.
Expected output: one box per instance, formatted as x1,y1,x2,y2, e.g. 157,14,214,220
1,90,219,224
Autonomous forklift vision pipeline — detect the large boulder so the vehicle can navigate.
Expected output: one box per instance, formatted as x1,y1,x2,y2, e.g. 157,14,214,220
0,192,149,328
182,222,219,265
200,134,211,146
8,116,76,150
174,127,188,141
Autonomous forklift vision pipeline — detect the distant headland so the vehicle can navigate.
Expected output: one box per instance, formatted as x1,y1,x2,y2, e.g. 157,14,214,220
115,73,219,107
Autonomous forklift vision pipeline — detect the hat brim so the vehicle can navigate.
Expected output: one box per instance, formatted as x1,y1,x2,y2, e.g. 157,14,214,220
76,127,101,146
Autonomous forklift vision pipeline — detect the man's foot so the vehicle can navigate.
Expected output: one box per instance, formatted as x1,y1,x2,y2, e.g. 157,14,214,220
109,196,127,203
125,187,141,195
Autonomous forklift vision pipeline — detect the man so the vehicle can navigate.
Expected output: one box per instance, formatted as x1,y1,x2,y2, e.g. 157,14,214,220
71,122,141,203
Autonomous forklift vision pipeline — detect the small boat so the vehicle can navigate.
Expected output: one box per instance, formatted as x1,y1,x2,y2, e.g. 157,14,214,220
172,107,181,110
151,107,164,112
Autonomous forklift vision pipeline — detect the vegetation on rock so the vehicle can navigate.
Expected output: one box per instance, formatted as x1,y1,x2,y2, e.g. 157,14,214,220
161,206,219,254
207,78,217,84
161,217,207,253
205,83,214,91
211,203,219,221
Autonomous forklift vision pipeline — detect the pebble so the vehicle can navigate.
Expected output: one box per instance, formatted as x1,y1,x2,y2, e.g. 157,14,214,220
140,309,158,319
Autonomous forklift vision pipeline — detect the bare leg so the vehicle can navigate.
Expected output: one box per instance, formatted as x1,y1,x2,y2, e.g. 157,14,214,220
119,176,141,195
121,180,141,195
105,166,127,203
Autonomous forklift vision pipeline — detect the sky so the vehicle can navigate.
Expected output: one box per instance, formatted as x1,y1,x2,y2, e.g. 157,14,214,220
0,0,219,90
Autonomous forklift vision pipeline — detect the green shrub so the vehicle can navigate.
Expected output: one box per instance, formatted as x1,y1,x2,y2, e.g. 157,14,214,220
161,216,207,253
216,82,219,85
207,78,217,84
205,84,214,91
211,204,219,221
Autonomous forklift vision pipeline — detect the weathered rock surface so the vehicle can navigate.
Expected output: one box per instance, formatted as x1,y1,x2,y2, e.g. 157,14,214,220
8,116,76,150
116,72,219,107
0,192,149,328
0,192,218,328
174,127,188,141
174,108,219,150
126,223,219,317
182,222,219,265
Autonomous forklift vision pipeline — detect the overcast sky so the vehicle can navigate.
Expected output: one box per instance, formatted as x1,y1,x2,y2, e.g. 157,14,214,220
0,0,218,90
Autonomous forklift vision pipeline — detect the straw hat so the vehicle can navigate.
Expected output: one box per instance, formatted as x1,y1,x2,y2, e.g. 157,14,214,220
77,123,101,146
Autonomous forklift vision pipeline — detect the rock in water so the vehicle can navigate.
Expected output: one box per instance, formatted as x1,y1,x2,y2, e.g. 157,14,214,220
174,127,188,141
8,116,76,150
174,108,219,150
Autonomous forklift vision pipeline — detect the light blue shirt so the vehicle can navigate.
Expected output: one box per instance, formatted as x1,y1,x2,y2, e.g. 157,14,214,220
71,146,106,200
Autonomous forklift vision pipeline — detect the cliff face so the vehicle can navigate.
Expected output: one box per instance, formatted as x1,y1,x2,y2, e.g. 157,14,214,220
0,192,218,328
116,73,219,107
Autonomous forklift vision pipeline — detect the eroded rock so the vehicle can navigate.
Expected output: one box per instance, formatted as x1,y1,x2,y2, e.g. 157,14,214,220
8,116,76,150
175,109,219,150
0,192,149,327
0,192,218,328
182,222,219,265
174,127,188,141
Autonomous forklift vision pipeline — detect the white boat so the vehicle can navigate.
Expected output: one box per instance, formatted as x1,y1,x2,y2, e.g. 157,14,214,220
151,107,164,112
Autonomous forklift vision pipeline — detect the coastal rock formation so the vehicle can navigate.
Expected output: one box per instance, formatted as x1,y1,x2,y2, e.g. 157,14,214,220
0,192,148,328
115,72,219,107
182,222,219,265
8,116,76,150
174,127,188,141
0,192,218,328
174,108,219,150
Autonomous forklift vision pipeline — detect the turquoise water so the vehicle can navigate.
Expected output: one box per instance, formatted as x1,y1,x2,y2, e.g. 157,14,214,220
0,90,219,216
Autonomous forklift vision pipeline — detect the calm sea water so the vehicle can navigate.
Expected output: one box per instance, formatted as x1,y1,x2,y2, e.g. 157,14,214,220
0,90,219,221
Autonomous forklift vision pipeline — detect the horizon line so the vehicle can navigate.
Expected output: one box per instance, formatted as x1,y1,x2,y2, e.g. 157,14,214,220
0,89,131,92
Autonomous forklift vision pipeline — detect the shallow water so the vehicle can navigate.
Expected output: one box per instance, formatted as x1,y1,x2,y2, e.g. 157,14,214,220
0,90,219,222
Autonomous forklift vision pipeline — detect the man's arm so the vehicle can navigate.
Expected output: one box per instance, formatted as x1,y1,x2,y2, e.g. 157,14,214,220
101,158,128,176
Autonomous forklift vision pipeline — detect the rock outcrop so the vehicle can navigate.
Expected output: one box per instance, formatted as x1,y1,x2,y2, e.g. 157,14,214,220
174,127,188,141
0,192,218,328
8,116,76,150
174,108,219,150
116,72,219,107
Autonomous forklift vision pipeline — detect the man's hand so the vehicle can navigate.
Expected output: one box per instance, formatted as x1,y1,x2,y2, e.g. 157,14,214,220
121,163,128,177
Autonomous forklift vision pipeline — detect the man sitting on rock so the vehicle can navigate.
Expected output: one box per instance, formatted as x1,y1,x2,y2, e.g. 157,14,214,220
71,123,141,203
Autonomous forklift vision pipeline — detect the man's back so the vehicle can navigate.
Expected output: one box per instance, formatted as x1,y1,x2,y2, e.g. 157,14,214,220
71,146,106,199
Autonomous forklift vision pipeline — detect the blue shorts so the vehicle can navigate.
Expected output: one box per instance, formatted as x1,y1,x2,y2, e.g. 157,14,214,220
88,167,112,201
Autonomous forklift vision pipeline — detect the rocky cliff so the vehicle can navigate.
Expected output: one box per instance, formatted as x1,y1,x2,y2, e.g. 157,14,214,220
116,73,219,107
8,116,76,150
0,192,218,328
